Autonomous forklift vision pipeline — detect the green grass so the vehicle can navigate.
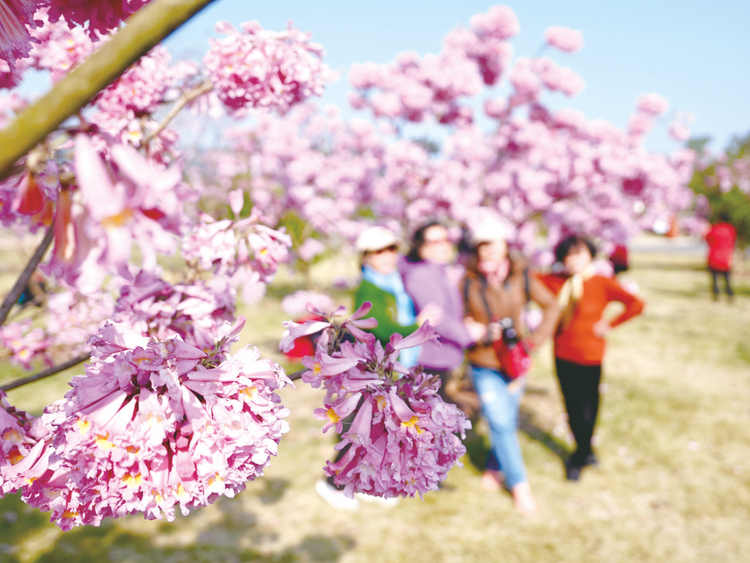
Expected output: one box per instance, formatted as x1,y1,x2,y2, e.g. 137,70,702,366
1,251,749,562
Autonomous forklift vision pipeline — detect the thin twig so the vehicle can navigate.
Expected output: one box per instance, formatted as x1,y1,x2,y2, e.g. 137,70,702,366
287,368,305,382
0,353,89,392
0,225,55,328
143,80,214,146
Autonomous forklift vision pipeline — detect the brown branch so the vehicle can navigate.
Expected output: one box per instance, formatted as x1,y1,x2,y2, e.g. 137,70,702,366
0,353,89,392
0,225,55,328
288,368,305,382
143,80,215,146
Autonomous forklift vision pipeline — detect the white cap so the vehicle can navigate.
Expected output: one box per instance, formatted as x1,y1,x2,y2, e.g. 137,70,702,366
355,226,403,253
470,219,507,246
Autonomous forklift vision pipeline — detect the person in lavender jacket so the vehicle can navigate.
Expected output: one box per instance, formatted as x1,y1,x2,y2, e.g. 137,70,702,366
400,221,487,397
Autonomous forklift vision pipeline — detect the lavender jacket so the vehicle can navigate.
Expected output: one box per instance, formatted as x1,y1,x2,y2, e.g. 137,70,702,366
399,258,473,370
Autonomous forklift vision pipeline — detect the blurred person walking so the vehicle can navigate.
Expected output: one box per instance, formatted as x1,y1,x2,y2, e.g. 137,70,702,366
705,214,737,301
462,220,560,515
400,221,487,398
539,235,644,482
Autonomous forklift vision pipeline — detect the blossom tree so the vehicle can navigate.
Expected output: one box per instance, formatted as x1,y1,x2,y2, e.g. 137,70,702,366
190,8,697,263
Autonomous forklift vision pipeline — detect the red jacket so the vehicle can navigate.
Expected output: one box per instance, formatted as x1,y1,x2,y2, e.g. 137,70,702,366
706,223,736,272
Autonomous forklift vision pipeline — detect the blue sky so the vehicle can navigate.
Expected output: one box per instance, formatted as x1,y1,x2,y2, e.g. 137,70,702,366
165,0,749,153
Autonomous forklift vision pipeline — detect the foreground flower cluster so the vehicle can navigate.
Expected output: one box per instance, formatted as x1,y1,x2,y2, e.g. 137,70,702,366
0,318,291,530
282,303,471,499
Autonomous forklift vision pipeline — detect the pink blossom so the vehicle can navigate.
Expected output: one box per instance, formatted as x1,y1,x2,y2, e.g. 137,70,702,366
668,121,691,142
0,319,49,369
0,0,42,76
26,10,97,82
636,93,669,116
469,6,520,40
297,318,469,499
15,320,290,530
281,290,334,317
628,112,653,136
114,270,236,351
544,26,584,53
297,238,325,262
484,97,508,118
46,0,152,39
203,20,333,115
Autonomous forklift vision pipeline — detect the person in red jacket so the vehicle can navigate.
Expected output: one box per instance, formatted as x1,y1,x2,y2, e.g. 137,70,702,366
539,235,644,481
706,214,737,301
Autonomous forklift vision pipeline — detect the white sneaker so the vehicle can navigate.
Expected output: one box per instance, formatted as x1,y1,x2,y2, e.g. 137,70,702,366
315,480,360,512
355,493,401,508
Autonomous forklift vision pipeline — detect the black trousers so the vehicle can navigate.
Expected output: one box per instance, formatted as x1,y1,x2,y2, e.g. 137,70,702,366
710,268,733,298
555,358,602,466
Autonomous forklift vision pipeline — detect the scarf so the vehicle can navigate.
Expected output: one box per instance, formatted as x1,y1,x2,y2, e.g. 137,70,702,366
478,258,510,287
362,266,419,367
556,264,597,334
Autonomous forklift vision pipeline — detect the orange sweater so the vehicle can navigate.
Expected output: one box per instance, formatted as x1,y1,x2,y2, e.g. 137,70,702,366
538,274,644,366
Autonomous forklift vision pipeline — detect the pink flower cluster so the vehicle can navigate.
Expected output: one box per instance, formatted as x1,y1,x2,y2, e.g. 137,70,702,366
46,0,151,39
544,26,584,53
0,0,43,83
45,286,117,356
280,290,334,317
44,135,193,288
2,319,291,530
203,20,333,116
282,303,470,498
0,389,46,493
180,210,291,304
0,319,49,369
114,270,235,352
348,6,519,125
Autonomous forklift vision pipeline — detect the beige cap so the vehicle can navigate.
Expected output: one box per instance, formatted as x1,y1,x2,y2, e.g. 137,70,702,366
355,226,403,253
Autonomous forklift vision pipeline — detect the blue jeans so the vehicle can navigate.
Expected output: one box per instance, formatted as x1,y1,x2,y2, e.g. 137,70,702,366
469,364,527,489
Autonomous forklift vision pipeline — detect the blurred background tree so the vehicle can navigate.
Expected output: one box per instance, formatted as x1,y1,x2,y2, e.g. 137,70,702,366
689,132,750,247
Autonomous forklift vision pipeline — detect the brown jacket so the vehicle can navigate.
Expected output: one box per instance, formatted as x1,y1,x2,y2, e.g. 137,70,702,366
462,263,560,370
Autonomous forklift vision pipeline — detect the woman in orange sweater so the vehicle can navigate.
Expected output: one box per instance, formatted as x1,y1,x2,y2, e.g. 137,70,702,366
539,235,644,481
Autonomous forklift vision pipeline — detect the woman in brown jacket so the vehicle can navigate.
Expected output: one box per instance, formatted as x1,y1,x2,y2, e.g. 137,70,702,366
463,221,560,514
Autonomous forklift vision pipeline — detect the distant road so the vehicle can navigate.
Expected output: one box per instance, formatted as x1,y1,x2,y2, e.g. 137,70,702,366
628,236,706,256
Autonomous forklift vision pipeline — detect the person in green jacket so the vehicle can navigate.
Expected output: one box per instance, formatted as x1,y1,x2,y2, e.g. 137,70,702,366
354,226,442,367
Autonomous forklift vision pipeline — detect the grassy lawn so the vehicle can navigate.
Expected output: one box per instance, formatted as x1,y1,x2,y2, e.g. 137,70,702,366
1,249,749,562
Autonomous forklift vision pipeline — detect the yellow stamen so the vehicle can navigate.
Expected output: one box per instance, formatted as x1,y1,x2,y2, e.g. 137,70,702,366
8,447,23,465
401,416,424,434
76,419,91,433
95,434,116,450
2,428,23,443
121,473,142,487
101,207,134,229
326,408,341,425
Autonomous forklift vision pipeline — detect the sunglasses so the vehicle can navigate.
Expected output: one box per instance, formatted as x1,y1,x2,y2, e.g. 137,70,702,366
371,245,399,255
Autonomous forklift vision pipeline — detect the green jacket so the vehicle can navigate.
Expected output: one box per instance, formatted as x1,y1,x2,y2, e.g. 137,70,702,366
354,280,419,345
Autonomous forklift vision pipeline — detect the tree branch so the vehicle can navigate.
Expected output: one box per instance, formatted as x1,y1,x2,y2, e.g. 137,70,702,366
0,225,55,327
0,0,217,178
0,353,89,392
144,80,215,146
288,368,305,382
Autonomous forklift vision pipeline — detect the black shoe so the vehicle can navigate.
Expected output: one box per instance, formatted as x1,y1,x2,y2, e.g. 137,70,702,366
583,453,598,468
565,461,582,482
